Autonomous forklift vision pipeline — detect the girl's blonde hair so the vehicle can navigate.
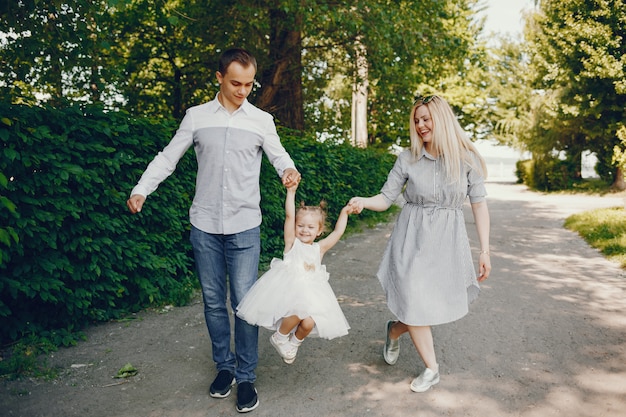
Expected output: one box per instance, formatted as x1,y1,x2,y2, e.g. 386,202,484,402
409,95,488,183
296,200,328,234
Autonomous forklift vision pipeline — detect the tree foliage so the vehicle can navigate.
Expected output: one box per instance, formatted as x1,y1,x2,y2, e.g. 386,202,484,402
521,0,626,187
1,0,485,141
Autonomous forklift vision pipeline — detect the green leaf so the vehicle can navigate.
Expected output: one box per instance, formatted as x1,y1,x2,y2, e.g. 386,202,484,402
114,363,138,378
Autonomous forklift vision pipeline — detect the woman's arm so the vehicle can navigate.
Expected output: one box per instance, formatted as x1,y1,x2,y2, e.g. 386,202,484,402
348,194,392,213
471,200,491,282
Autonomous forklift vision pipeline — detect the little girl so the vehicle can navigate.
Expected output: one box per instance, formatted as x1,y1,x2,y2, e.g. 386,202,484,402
236,183,353,364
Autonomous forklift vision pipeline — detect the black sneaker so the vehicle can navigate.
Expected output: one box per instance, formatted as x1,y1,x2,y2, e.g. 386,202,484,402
209,370,235,398
236,381,259,413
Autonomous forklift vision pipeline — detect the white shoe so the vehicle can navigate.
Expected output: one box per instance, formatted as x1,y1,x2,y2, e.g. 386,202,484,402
283,334,302,364
270,332,299,364
410,368,440,392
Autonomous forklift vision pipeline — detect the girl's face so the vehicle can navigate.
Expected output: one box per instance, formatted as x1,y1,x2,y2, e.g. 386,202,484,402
414,105,434,145
295,212,322,244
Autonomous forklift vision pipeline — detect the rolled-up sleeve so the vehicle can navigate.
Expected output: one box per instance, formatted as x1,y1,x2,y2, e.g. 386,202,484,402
467,154,487,204
380,153,407,205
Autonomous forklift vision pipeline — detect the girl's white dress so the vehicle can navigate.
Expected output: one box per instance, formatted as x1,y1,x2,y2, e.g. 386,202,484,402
236,238,350,340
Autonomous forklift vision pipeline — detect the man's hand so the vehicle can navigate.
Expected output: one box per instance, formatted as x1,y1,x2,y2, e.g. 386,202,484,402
282,168,301,188
127,194,146,214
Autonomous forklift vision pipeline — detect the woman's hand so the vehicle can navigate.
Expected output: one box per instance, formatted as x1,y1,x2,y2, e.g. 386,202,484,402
477,252,491,282
348,197,365,214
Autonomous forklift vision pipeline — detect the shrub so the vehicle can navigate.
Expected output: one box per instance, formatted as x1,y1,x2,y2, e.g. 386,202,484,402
517,155,578,191
0,103,197,344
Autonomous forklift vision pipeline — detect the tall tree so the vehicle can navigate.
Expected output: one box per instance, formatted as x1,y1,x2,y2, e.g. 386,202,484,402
302,0,481,147
524,0,626,187
255,2,305,130
351,36,368,148
1,0,484,144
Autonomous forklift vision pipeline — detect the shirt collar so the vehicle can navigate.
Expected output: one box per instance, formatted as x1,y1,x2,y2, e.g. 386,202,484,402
211,92,251,115
419,146,437,161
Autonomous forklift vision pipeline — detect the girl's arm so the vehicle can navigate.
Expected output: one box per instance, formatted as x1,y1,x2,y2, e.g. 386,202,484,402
348,194,391,213
283,185,297,252
318,204,353,257
471,200,491,282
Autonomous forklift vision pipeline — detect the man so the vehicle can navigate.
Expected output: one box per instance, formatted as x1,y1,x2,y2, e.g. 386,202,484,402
127,48,300,413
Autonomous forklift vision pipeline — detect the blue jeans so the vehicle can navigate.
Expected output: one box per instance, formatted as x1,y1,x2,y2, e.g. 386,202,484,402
190,225,260,383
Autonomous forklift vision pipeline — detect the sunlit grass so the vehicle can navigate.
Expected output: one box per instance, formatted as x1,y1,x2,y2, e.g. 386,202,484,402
564,206,626,268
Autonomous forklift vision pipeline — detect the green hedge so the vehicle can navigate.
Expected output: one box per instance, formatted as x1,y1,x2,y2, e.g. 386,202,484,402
0,103,395,345
515,156,579,191
0,104,197,345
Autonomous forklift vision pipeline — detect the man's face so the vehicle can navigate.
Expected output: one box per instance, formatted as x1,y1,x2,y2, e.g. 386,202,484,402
216,62,256,111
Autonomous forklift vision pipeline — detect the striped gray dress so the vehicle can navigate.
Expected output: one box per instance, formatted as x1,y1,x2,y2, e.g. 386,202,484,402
377,148,486,326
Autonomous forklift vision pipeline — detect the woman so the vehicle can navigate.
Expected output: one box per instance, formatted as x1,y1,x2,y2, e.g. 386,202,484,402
349,94,491,392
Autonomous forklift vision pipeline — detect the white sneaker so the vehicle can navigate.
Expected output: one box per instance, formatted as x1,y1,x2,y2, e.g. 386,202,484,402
270,332,298,364
410,368,440,392
283,335,302,364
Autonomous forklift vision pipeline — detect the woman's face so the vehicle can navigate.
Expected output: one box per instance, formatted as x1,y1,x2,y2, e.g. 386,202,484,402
414,105,434,144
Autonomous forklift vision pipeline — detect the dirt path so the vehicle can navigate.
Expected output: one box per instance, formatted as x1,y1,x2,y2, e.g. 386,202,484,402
2,182,625,417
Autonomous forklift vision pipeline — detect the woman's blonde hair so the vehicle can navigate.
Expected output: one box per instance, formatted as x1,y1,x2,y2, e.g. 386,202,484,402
409,95,488,183
296,200,328,234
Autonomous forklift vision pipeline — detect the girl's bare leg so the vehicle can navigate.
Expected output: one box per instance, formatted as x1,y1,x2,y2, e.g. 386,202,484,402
278,315,301,335
294,317,315,340
389,321,409,340
407,325,438,371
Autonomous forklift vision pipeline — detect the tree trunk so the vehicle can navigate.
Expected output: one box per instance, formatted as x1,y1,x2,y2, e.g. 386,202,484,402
89,64,101,104
570,147,582,180
256,7,304,131
612,166,626,191
351,37,368,148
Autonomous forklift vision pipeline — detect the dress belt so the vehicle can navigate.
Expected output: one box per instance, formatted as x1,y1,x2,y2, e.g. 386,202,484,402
405,202,461,220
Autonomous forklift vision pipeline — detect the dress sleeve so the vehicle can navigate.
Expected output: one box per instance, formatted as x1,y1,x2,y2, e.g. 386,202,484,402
380,152,409,206
466,153,487,204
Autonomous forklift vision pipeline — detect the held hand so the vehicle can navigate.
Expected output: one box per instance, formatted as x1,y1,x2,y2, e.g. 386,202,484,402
342,204,356,215
282,168,301,188
127,194,146,214
348,197,364,214
477,253,491,282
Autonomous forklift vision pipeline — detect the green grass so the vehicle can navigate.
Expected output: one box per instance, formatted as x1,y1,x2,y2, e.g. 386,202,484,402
564,206,626,268
0,336,60,380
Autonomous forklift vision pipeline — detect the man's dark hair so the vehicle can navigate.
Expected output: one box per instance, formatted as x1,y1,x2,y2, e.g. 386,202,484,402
218,48,257,75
